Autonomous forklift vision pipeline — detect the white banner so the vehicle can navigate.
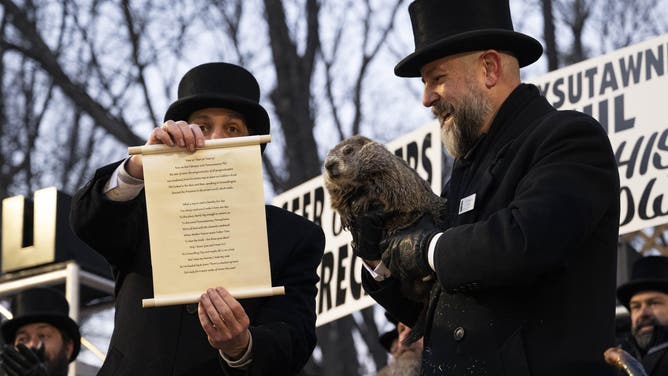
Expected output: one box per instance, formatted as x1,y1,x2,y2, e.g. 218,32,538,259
530,33,668,235
273,123,442,326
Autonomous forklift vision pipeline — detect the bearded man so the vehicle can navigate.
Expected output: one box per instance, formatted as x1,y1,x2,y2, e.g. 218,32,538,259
617,256,668,375
0,288,81,376
352,0,620,375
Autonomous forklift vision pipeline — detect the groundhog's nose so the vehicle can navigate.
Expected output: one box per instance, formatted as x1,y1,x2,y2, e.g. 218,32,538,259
324,159,340,177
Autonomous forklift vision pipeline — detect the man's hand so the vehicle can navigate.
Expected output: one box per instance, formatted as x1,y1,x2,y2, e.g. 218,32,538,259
0,344,49,376
198,287,252,360
349,209,386,261
126,120,206,179
381,215,440,282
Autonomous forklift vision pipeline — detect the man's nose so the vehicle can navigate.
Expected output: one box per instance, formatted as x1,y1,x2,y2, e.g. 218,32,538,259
210,127,228,140
27,337,43,349
422,87,439,108
637,304,654,320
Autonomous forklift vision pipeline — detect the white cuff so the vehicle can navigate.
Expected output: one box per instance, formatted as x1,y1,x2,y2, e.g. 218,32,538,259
363,261,392,281
427,232,443,272
103,158,144,201
219,331,253,368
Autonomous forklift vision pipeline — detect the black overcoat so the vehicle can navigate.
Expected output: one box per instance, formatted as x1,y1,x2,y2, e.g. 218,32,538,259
364,84,620,376
623,325,668,376
70,161,325,376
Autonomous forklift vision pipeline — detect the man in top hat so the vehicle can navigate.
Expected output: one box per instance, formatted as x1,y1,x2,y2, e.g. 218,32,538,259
0,288,81,376
353,0,620,375
69,62,325,375
616,256,668,375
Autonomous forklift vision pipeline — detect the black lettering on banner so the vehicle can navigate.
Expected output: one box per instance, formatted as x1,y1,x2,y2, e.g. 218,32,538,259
393,133,434,185
621,177,668,227
277,187,325,227
584,67,598,99
331,211,344,237
393,141,419,169
600,62,619,95
616,129,668,179
537,81,549,97
405,142,419,170
313,187,325,227
617,128,668,227
637,178,668,220
349,251,362,300
336,244,348,306
598,99,609,133
614,95,635,133
619,52,643,87
318,251,334,314
577,95,635,134
645,44,664,80
291,196,300,215
568,72,583,104
619,186,634,226
422,133,433,184
659,130,668,164
639,133,658,176
552,77,565,108
539,40,666,115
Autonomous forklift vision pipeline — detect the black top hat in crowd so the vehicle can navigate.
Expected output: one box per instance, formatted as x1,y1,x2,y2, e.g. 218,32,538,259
164,62,270,150
394,0,544,77
617,256,668,310
1,288,81,361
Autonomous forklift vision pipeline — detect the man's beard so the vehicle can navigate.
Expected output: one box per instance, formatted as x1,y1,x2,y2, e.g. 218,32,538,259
46,346,70,376
384,350,422,376
432,84,492,159
633,316,659,350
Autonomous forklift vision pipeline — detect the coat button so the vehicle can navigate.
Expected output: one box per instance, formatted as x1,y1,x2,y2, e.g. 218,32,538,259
186,303,198,314
453,327,465,341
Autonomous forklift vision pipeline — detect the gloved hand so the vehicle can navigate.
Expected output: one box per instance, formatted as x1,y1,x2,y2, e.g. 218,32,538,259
0,344,49,376
349,209,385,260
381,215,440,283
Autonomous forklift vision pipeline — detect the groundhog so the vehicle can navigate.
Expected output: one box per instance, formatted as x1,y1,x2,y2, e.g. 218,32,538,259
324,135,447,344
324,134,448,289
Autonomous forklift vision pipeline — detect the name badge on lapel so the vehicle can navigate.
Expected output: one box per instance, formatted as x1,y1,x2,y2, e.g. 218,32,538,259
458,193,476,215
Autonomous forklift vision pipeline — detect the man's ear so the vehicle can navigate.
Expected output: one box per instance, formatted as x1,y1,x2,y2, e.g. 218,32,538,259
480,50,502,88
65,340,74,361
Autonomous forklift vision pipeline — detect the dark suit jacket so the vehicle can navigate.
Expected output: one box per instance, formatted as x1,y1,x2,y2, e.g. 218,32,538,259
364,84,620,376
70,161,325,376
623,325,668,376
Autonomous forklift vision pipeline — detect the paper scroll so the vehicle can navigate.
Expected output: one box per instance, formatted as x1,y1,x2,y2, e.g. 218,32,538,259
131,135,284,308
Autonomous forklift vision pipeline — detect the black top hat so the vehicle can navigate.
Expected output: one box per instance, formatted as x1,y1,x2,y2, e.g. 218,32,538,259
1,288,81,361
164,62,270,150
617,256,668,310
394,0,543,77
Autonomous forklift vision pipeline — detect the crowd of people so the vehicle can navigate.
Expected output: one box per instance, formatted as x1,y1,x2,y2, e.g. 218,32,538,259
0,0,666,375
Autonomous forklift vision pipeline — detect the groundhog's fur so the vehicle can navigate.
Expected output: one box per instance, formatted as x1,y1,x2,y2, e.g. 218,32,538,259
324,135,447,237
324,135,447,345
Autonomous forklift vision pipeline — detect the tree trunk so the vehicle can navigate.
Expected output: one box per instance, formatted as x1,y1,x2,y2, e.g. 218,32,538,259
541,0,559,71
263,0,322,191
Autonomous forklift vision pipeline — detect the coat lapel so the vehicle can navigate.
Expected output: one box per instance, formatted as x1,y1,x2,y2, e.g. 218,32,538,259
448,85,555,225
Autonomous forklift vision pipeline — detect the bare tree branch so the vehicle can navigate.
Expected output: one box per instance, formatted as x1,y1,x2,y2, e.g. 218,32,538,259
121,0,159,123
351,0,405,135
1,0,143,146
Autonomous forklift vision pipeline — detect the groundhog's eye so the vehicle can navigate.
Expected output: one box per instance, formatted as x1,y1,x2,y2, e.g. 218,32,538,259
342,145,353,155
